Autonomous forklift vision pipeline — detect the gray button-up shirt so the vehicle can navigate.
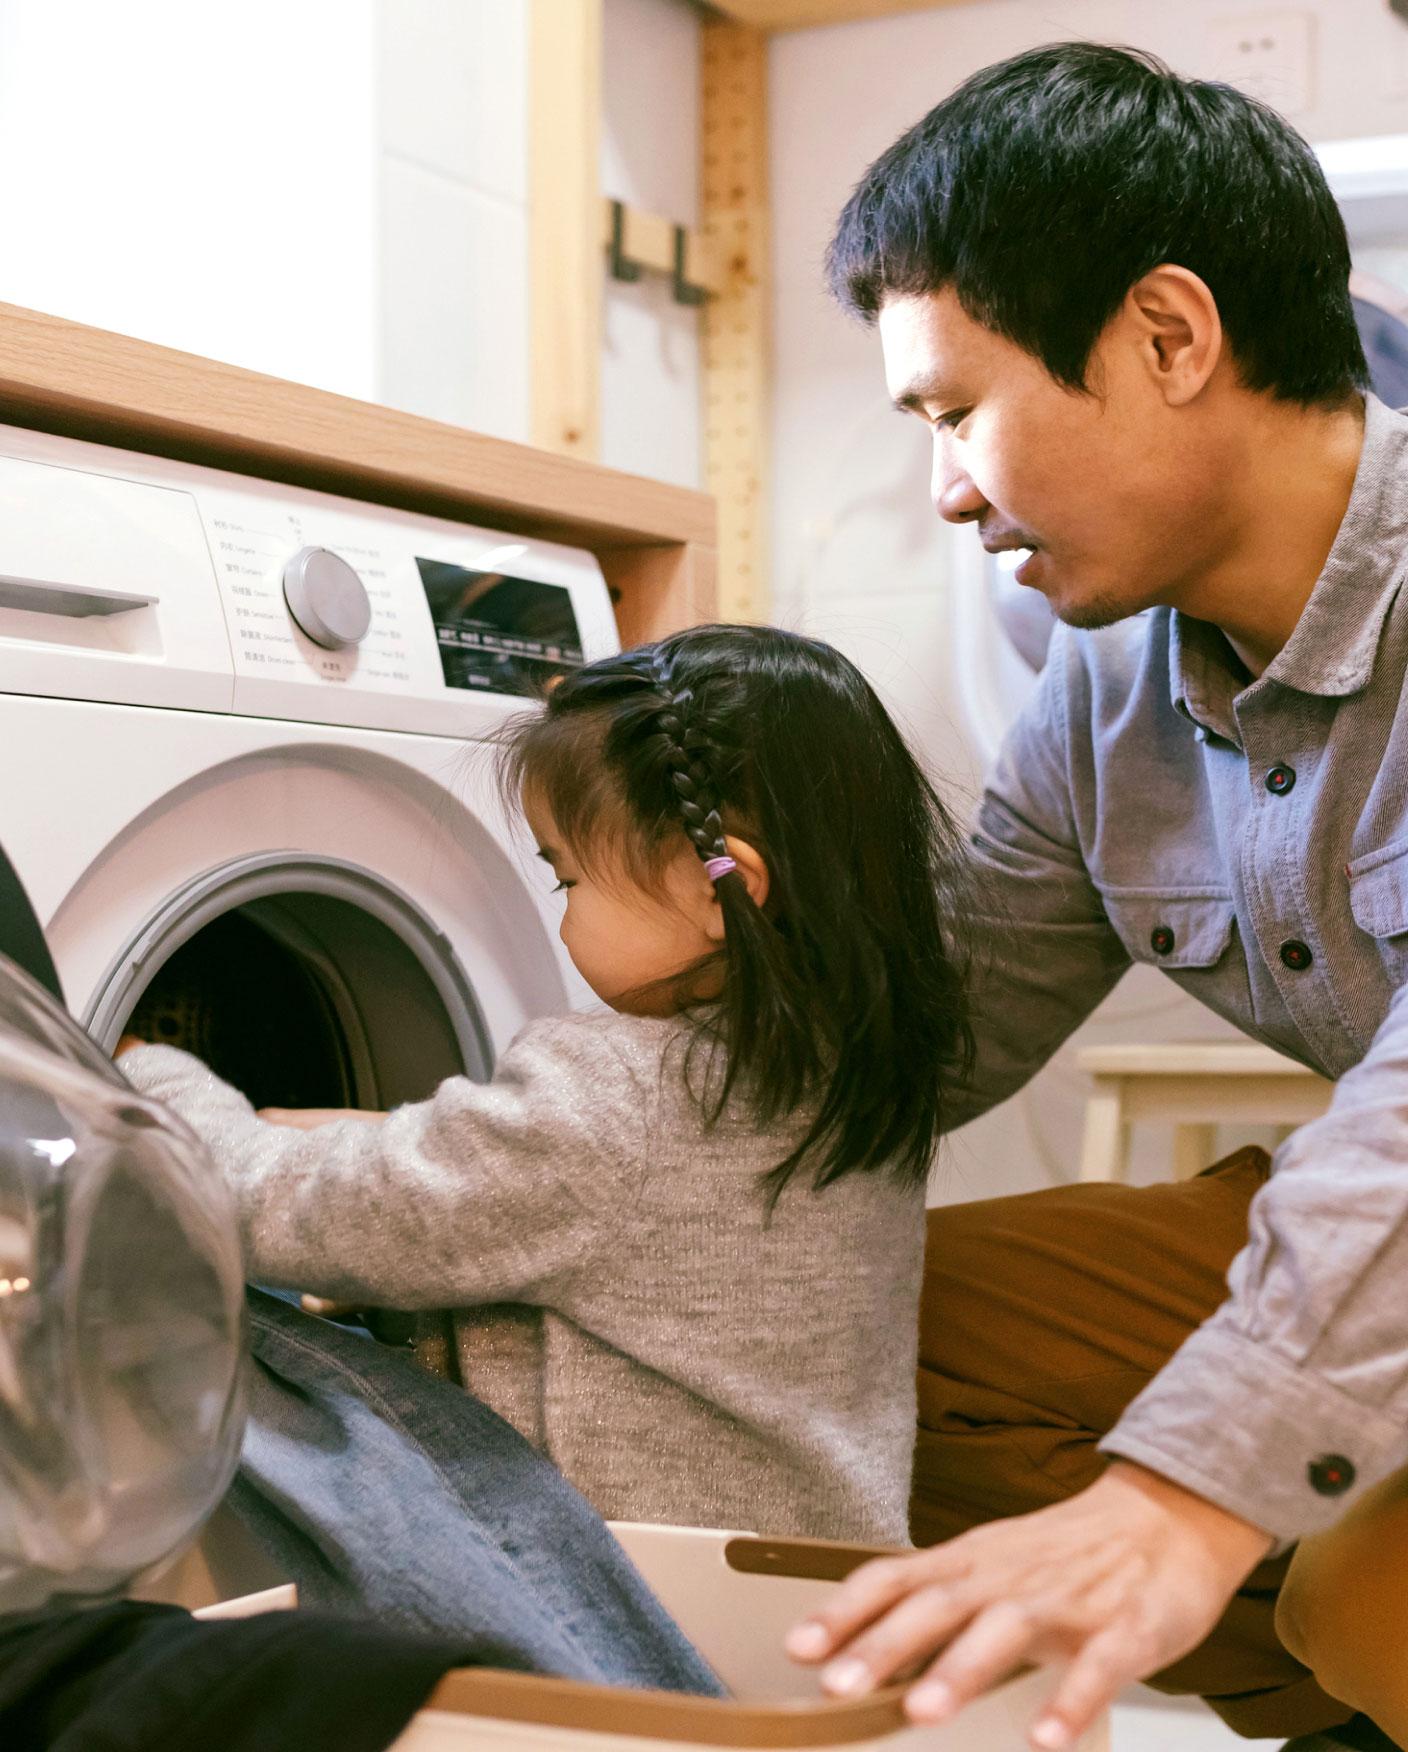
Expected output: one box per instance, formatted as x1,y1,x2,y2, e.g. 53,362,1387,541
960,393,1408,1539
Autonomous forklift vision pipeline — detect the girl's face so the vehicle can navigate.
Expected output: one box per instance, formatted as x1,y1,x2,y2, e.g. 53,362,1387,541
524,793,723,1015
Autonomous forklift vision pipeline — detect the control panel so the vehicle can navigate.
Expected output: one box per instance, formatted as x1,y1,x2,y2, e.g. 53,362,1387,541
0,423,619,736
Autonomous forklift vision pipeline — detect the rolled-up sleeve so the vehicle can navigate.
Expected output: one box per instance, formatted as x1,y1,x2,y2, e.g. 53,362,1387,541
949,630,1131,1131
1105,977,1408,1538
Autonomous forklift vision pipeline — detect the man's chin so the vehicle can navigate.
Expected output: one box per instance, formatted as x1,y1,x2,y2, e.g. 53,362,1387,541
1049,588,1145,632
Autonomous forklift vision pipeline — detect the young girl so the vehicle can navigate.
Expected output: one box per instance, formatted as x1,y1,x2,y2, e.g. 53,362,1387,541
119,625,973,1543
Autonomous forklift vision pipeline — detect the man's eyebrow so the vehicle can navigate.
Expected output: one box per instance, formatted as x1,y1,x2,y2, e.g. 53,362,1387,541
891,373,955,415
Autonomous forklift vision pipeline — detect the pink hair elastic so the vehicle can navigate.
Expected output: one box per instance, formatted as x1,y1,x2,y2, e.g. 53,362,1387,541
704,856,737,882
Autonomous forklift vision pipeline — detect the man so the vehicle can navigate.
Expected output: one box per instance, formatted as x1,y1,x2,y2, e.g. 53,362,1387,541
783,42,1408,1752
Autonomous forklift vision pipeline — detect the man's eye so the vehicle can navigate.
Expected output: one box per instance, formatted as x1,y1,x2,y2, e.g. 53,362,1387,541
936,407,970,431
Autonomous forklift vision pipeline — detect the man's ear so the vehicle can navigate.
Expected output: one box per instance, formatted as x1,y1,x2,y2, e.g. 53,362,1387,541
702,835,770,942
1124,265,1223,406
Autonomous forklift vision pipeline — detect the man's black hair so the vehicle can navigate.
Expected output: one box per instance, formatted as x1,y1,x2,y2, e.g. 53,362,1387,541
828,42,1368,407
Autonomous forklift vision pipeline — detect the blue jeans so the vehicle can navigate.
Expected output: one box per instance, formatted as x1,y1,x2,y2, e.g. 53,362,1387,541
226,1291,722,1695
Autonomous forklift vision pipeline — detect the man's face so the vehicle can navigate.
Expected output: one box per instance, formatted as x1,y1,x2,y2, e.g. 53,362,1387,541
879,287,1226,628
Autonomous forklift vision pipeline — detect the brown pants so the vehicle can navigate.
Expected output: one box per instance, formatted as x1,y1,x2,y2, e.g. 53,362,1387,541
913,1146,1353,1740
1278,1466,1408,1741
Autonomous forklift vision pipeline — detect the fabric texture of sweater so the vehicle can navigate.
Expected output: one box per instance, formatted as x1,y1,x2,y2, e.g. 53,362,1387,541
122,1010,924,1544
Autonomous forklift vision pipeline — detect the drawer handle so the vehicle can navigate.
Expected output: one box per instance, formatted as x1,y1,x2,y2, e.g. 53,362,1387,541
0,573,157,619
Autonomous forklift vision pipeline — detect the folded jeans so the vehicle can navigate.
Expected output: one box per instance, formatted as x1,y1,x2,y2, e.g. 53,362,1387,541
225,1289,723,1695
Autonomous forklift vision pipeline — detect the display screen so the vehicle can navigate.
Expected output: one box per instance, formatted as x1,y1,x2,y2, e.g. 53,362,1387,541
416,560,585,698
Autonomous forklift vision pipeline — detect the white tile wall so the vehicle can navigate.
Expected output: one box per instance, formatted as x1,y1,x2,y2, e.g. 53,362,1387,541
375,0,531,440
374,0,705,478
377,156,529,440
600,0,704,489
378,0,527,204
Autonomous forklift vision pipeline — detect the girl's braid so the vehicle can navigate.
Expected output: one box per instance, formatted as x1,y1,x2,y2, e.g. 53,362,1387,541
648,650,728,862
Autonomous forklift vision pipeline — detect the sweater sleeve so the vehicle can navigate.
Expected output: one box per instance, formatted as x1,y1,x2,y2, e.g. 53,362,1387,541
120,1017,648,1309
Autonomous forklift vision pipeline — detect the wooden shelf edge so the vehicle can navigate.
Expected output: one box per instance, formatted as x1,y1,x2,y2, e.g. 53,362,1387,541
705,0,968,31
0,302,715,556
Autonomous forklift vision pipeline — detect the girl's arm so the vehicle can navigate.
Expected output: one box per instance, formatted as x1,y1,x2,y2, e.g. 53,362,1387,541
119,1016,648,1310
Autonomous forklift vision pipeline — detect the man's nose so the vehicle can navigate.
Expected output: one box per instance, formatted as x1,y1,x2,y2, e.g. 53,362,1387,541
931,440,987,525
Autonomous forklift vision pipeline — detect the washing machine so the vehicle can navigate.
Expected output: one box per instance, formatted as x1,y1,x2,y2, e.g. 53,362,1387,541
0,421,620,1108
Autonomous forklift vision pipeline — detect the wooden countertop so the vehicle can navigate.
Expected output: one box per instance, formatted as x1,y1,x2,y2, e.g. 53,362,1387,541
0,302,718,641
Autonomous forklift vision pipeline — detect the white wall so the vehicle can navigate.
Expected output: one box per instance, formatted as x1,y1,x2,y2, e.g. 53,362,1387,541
375,0,530,441
0,0,379,400
600,0,705,489
0,0,703,472
769,0,1408,1202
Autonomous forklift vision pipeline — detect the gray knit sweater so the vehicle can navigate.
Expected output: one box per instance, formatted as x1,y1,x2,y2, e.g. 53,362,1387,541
123,1010,924,1543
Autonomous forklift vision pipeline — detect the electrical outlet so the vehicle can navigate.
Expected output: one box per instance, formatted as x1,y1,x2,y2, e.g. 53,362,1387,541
1207,10,1315,116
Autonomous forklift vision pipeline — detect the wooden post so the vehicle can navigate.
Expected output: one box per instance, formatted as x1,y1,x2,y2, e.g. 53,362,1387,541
701,17,770,622
529,0,603,459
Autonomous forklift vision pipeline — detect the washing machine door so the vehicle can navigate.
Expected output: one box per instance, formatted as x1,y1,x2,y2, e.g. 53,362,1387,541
0,839,61,1004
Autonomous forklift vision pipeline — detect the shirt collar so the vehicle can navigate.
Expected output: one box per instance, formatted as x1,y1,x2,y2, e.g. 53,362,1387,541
1168,612,1247,744
1170,394,1408,728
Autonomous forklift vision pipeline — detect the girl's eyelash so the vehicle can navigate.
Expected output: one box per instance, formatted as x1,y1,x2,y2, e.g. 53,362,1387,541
551,879,575,893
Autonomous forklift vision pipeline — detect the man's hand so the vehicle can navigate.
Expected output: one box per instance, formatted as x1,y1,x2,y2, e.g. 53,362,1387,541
785,1461,1273,1749
257,1107,385,1130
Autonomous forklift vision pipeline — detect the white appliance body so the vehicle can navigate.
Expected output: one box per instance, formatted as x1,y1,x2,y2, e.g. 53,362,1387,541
0,422,620,1087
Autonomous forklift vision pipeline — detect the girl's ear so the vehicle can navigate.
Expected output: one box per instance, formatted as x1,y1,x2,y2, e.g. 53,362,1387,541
702,835,770,942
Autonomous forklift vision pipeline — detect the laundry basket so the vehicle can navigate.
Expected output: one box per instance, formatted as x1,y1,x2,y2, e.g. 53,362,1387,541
193,1522,1106,1751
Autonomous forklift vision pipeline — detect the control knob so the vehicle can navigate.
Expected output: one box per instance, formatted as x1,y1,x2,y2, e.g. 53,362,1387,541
282,546,372,650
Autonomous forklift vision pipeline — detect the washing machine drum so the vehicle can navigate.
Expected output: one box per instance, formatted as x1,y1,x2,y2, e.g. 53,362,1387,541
0,953,246,1616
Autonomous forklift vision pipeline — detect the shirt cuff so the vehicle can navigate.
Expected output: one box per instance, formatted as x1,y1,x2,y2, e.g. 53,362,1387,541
1100,1323,1408,1542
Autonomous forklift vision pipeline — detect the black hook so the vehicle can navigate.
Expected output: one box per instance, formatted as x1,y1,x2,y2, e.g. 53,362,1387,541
608,200,642,283
673,224,708,307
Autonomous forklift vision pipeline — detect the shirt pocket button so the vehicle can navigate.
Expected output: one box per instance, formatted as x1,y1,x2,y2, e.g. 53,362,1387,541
1308,1454,1356,1496
1150,925,1176,956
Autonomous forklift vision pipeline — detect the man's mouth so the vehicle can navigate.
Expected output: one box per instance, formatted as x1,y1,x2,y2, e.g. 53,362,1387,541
983,541,1044,589
987,538,1035,566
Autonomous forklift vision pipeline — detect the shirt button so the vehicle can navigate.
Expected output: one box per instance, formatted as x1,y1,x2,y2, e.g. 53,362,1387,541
1308,1454,1356,1497
1265,765,1296,795
1280,939,1313,971
1150,925,1176,956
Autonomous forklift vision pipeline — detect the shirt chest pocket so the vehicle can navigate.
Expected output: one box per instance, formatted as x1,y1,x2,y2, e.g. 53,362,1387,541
1348,842,1408,965
1099,889,1237,972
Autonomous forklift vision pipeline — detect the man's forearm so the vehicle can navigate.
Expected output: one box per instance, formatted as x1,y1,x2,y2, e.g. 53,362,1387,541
1103,981,1408,1538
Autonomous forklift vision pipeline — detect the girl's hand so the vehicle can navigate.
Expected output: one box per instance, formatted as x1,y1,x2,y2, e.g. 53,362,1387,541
785,1461,1273,1750
300,1294,363,1318
257,1107,385,1130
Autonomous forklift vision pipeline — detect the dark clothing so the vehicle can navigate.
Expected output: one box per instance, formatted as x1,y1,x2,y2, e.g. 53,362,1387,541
0,1600,473,1751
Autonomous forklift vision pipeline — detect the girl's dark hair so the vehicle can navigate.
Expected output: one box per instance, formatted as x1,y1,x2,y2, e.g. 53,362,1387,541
828,42,1368,408
500,624,974,1195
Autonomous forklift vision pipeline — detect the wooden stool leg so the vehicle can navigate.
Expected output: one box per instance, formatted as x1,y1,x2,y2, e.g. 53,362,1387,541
1172,1123,1217,1182
1078,1082,1129,1183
